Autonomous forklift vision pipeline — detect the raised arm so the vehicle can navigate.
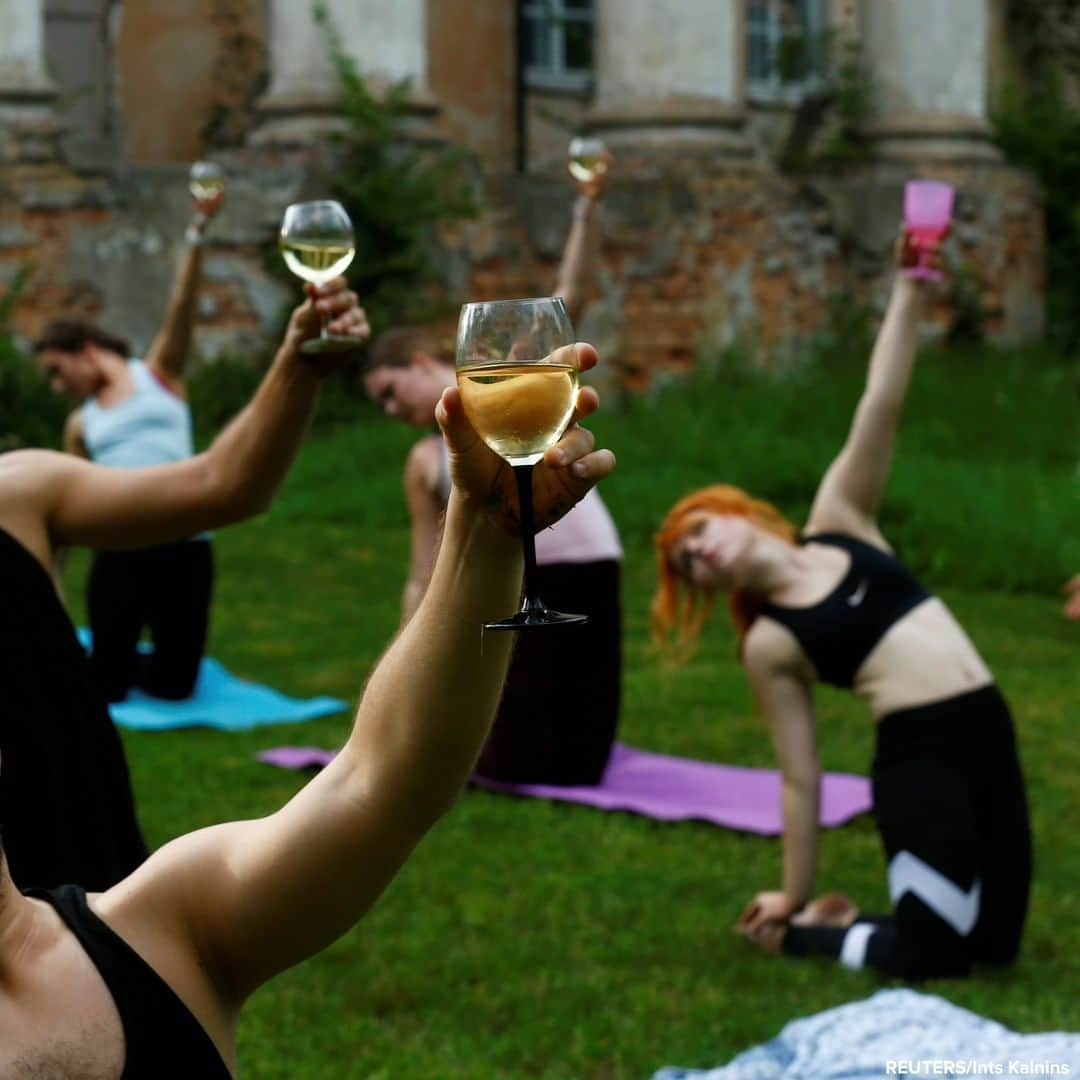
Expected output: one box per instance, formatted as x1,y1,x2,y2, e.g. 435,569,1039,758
0,280,367,567
401,436,446,624
805,238,939,539
106,347,614,1015
143,191,223,392
553,150,610,326
737,625,820,933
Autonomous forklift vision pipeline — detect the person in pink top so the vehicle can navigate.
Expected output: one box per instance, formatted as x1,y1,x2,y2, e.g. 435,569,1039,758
363,155,623,785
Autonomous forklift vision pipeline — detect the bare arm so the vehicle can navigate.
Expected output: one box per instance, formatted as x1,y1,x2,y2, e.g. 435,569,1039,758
554,196,602,327
0,281,368,564
805,275,925,539
105,348,614,1011
144,193,224,391
401,437,445,624
742,627,820,920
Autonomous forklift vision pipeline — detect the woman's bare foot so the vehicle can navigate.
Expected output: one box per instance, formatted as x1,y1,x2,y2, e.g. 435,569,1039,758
791,892,860,929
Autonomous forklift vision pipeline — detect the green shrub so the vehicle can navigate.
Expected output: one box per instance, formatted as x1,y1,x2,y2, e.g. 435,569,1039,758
0,266,69,452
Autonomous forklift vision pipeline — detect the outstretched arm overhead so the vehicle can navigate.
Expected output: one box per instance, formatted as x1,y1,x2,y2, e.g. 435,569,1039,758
805,234,944,541
144,189,224,393
99,347,614,1027
0,278,368,569
554,148,611,326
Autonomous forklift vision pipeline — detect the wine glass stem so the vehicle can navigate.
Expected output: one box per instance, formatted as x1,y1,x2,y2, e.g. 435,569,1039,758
512,464,544,613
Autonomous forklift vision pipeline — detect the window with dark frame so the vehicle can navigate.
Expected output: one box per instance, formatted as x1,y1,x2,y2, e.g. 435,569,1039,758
521,0,594,90
747,0,828,102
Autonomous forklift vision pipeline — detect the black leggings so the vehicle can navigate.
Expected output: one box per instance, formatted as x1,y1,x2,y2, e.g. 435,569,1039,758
87,540,214,703
783,685,1032,979
475,559,622,786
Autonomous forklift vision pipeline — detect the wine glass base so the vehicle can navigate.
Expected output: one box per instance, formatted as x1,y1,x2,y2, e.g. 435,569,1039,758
484,609,590,631
300,335,360,355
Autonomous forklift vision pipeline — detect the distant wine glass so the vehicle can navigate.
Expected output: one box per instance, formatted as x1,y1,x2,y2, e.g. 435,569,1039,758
279,200,357,355
903,180,954,282
567,136,609,186
456,297,588,630
189,160,225,202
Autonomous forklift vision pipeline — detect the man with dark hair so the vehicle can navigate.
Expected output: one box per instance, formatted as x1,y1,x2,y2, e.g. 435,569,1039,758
0,342,613,1076
35,187,226,704
4,276,367,895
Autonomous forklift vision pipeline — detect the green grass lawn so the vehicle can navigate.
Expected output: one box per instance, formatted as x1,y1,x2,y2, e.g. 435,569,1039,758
65,348,1079,1077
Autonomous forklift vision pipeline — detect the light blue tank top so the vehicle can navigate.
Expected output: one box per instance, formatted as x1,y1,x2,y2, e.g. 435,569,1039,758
82,360,195,469
82,360,209,543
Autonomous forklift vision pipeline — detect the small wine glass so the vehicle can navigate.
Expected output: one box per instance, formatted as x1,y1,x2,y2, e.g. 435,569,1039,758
567,136,609,186
189,160,225,203
279,200,357,355
903,180,954,282
456,297,588,630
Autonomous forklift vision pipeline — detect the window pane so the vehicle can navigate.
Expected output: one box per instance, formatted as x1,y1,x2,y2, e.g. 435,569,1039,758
748,32,771,82
563,18,593,71
523,14,553,69
563,0,592,10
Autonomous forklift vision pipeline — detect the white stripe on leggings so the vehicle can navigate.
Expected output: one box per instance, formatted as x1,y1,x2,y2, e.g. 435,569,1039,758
839,922,877,970
888,851,981,936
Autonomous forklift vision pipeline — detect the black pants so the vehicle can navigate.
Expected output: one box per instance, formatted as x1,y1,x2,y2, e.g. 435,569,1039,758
475,559,622,786
88,540,214,703
783,685,1032,979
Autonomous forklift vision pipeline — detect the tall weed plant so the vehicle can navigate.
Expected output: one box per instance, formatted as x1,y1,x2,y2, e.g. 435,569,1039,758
0,265,68,451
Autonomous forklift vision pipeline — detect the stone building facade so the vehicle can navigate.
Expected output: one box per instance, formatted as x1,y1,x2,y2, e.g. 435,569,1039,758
0,0,1045,386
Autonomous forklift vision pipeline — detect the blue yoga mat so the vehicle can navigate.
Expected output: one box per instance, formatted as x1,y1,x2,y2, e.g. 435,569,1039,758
77,629,347,732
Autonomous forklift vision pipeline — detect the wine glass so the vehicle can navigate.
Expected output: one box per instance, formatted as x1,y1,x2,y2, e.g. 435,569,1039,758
279,200,357,354
567,136,609,186
903,180,954,282
456,297,588,630
189,160,225,202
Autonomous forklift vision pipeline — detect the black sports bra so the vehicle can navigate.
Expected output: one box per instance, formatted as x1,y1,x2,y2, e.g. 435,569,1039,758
25,885,231,1078
758,532,932,689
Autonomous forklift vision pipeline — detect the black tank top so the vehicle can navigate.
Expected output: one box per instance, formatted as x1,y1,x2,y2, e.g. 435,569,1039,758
0,526,148,890
758,532,932,689
25,885,231,1078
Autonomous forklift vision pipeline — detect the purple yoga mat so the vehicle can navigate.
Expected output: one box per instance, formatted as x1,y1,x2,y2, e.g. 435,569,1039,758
256,742,872,835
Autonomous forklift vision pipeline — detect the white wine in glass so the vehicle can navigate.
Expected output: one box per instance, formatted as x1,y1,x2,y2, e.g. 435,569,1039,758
189,160,225,202
455,297,587,631
279,200,357,354
457,362,579,466
567,136,608,185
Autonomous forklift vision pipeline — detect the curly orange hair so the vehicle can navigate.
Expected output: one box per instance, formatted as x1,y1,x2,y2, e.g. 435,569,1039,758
651,484,798,661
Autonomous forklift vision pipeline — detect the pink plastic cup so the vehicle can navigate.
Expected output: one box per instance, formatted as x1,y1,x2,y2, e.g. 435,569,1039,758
903,180,954,281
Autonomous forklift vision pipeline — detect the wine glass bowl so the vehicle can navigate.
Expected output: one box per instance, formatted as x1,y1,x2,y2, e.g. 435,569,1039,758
567,136,609,186
189,160,225,202
279,200,357,354
455,297,588,630
903,180,954,282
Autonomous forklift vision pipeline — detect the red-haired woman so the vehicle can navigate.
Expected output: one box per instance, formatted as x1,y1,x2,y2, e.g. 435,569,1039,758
651,239,1032,979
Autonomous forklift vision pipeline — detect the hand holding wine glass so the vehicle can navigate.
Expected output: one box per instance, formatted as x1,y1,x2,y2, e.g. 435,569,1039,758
280,200,358,354
285,276,370,370
452,298,613,630
189,160,226,219
567,136,612,201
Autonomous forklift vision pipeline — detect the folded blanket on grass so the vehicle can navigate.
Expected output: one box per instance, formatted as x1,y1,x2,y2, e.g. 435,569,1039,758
652,989,1080,1079
77,629,346,732
257,742,872,835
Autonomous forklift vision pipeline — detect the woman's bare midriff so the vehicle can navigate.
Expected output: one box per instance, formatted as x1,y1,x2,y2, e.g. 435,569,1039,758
853,597,994,719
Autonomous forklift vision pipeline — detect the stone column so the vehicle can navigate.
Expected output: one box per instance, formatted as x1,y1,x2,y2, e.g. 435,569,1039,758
253,0,438,145
862,0,999,161
0,0,62,162
587,0,750,155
